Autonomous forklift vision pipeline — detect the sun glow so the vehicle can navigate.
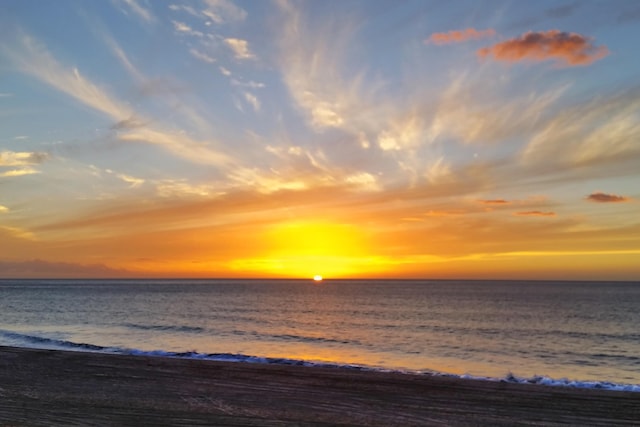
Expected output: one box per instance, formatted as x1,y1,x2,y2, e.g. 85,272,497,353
313,275,323,281
232,220,389,278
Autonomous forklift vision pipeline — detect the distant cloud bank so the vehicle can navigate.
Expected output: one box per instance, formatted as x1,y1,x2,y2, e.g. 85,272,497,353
478,30,609,66
0,259,131,278
586,192,629,203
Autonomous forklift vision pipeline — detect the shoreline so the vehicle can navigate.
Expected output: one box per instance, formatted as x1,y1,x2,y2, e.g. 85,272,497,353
1,346,639,426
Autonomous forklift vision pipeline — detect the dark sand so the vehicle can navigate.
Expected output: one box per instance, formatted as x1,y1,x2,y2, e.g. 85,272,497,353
0,346,638,426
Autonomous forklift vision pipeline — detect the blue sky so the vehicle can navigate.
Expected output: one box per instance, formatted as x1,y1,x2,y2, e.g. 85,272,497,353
1,0,639,279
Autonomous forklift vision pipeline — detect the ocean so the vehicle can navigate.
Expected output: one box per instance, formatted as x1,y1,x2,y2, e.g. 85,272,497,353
1,279,639,391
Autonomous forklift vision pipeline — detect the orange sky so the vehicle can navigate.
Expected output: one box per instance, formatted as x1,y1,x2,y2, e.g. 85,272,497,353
1,1,639,280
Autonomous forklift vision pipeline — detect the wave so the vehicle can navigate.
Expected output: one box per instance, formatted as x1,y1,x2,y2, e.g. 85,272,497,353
1,329,639,393
0,330,109,352
450,372,640,392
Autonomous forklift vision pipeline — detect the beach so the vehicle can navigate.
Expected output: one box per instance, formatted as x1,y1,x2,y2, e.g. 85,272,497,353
1,346,638,426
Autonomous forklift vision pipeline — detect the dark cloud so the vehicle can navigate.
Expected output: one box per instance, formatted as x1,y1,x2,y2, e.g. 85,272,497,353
546,3,579,19
478,30,608,66
586,192,629,203
507,3,580,29
617,6,640,23
26,152,49,164
111,116,147,130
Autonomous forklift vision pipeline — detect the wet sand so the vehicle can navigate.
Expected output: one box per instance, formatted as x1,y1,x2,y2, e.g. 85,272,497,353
0,346,638,426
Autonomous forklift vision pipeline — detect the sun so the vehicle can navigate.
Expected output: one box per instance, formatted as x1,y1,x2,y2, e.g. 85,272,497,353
313,275,323,282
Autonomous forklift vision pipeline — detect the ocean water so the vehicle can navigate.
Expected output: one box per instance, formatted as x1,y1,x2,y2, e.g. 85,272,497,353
1,279,639,391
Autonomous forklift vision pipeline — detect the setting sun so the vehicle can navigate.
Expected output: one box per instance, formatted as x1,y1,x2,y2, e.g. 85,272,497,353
313,275,323,282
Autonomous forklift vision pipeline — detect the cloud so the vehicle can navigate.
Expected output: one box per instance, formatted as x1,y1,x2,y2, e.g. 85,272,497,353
172,20,203,37
168,4,199,17
546,3,580,19
275,1,385,133
522,88,640,170
479,199,509,205
202,0,247,24
1,32,133,121
118,174,144,188
0,150,48,166
0,259,131,278
586,192,629,203
156,180,215,198
0,205,8,213
427,73,566,146
231,79,265,89
478,30,609,66
116,127,233,166
514,211,556,217
345,172,380,192
111,116,147,130
2,31,239,172
243,91,261,112
0,92,13,97
0,168,40,178
224,38,254,59
113,0,155,23
1,150,47,178
378,119,419,151
189,48,215,63
427,28,495,45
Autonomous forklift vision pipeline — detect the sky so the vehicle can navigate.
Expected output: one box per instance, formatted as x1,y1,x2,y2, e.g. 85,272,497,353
1,0,639,280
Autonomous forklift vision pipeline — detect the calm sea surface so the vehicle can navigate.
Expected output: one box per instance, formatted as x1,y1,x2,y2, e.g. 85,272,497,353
1,279,639,387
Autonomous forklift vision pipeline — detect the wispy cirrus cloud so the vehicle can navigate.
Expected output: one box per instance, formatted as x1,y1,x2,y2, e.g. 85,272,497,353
243,91,261,112
426,28,495,45
1,31,239,172
478,30,609,66
189,47,216,63
112,0,155,23
168,4,199,17
172,20,204,37
276,0,386,134
203,0,247,24
586,192,629,203
522,88,640,170
427,73,566,146
1,32,133,121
